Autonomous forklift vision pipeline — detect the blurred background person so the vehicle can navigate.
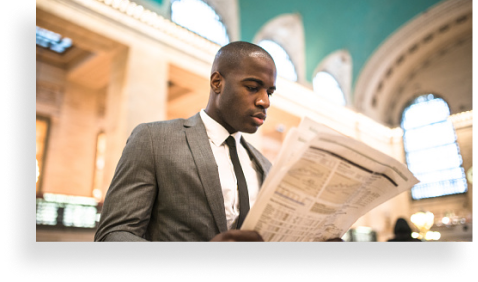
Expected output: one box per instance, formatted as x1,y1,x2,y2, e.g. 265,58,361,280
388,218,421,242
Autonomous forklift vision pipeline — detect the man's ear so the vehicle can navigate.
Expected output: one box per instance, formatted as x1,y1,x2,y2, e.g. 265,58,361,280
210,71,223,94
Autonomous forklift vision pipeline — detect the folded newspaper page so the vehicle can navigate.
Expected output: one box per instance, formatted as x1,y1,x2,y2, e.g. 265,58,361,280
241,117,419,241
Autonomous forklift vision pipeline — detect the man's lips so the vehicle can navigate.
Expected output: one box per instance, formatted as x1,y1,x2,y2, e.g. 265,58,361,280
252,112,266,125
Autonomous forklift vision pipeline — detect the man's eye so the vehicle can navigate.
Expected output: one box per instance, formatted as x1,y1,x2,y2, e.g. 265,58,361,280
247,86,258,92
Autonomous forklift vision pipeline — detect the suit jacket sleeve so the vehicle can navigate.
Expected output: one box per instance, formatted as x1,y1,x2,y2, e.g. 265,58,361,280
94,123,157,242
94,114,273,241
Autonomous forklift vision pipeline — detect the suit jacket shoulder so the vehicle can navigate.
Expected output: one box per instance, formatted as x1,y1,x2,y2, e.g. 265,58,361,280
95,112,272,242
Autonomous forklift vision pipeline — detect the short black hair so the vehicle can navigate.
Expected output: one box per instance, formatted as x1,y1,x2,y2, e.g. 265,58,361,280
211,41,275,76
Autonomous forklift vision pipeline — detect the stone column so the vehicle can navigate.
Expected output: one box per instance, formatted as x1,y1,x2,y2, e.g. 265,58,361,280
101,45,169,202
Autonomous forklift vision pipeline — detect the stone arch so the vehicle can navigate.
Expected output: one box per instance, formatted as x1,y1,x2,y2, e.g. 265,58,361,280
203,0,240,41
354,0,472,126
252,13,305,84
312,50,352,106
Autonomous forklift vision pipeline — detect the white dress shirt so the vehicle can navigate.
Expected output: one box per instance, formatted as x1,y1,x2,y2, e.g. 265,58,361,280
199,109,261,230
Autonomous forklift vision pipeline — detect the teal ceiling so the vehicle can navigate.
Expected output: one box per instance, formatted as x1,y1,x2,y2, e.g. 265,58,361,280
239,0,444,88
144,0,445,90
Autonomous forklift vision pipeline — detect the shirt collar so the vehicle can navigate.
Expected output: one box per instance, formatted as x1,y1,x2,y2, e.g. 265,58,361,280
200,109,242,147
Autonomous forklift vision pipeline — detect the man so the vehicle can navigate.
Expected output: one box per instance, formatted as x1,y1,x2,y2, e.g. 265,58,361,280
387,218,422,242
95,41,276,242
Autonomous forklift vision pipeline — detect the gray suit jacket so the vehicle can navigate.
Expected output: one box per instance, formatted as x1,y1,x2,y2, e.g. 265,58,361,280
94,113,272,241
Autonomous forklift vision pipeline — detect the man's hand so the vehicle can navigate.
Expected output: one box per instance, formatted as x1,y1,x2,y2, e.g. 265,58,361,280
210,230,264,242
210,231,343,242
325,237,344,242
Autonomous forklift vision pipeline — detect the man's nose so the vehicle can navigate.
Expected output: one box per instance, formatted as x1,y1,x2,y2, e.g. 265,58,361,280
256,90,270,109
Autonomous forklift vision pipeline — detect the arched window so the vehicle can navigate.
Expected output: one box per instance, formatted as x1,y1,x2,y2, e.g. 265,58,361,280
401,94,467,200
258,40,297,81
313,71,346,106
253,13,305,83
170,0,229,46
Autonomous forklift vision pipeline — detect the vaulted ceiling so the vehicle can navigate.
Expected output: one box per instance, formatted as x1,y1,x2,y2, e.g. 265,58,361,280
37,0,471,127
143,0,444,87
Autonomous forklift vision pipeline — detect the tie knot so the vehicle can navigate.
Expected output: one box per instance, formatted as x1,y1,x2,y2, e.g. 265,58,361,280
225,136,236,148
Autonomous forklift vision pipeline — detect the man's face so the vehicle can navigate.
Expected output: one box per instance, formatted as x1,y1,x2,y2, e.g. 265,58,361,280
216,55,277,134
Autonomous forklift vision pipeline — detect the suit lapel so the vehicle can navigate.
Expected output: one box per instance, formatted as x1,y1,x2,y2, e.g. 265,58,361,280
241,137,270,184
183,113,228,233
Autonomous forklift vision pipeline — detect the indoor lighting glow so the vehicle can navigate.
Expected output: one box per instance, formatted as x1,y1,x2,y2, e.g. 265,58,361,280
355,226,373,233
92,132,107,199
36,200,58,225
466,166,472,184
63,205,97,228
36,193,99,228
425,231,441,241
411,211,434,240
93,189,103,201
36,159,40,183
36,118,48,192
441,216,450,225
448,110,473,126
119,0,129,12
43,193,98,205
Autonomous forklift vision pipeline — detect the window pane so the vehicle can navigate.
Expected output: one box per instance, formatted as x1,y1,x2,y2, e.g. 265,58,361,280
406,143,462,173
401,94,467,200
258,40,297,81
36,118,49,193
401,95,450,130
411,178,467,200
36,26,72,53
414,167,465,184
313,71,346,106
403,120,456,152
171,0,229,46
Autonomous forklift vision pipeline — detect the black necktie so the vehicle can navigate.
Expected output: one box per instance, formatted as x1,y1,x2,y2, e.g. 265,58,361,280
225,136,250,229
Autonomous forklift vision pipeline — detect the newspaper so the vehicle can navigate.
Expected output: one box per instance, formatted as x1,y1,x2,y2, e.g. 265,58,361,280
241,117,419,241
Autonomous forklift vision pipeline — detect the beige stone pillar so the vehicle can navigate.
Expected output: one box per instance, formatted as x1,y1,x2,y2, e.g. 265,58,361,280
121,45,169,135
101,45,169,201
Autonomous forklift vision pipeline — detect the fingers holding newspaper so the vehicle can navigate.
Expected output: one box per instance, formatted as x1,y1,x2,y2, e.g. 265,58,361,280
210,230,264,242
325,237,344,242
209,230,342,242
